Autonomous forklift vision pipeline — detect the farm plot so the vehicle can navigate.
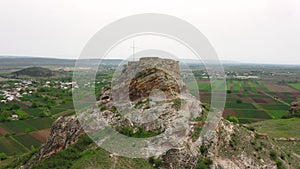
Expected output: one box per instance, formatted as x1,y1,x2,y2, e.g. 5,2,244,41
211,80,227,91
223,109,237,117
13,134,42,149
51,108,67,115
188,81,211,91
262,82,299,93
24,107,44,117
257,104,290,110
252,98,277,104
24,117,54,130
0,121,37,133
53,101,74,109
21,95,48,105
0,137,28,155
238,118,263,124
225,103,257,109
240,81,251,93
0,127,9,135
266,110,288,119
29,129,51,143
288,83,300,90
232,81,241,91
235,109,272,119
248,81,259,92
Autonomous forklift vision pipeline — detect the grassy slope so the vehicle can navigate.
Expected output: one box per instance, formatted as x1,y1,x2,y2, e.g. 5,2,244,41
0,135,154,169
250,118,300,138
70,148,154,169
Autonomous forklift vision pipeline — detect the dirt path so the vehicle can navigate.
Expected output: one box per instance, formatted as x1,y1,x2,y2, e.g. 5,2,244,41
292,153,300,160
110,155,118,169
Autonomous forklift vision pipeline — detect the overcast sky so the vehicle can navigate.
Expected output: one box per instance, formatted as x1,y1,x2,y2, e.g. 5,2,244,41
0,0,300,64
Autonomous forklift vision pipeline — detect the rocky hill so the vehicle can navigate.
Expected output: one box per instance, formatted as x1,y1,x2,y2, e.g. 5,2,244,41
3,57,300,169
16,115,300,169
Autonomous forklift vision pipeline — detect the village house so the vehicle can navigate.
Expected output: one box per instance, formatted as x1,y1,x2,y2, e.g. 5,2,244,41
12,114,18,120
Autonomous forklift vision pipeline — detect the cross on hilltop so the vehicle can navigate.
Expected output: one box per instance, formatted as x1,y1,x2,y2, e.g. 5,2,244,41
130,41,138,61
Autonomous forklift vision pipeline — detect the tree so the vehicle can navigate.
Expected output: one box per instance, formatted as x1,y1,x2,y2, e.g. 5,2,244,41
13,109,29,120
0,110,9,122
31,102,38,108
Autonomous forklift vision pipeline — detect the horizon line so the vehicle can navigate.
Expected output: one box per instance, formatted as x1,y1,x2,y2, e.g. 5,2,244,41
1,55,300,66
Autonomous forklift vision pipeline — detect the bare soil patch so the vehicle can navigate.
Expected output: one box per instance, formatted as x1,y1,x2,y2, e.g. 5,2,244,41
21,101,32,107
262,82,299,93
29,129,51,143
252,98,276,104
0,127,9,135
223,109,237,117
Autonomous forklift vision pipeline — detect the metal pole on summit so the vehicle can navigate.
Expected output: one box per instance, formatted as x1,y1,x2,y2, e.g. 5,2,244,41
131,41,137,61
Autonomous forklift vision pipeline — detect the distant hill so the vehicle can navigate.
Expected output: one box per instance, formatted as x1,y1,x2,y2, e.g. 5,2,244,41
0,56,123,67
13,67,65,77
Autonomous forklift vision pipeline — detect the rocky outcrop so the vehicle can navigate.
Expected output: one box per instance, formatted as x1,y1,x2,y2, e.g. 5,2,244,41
209,120,278,169
129,68,180,101
38,116,84,159
22,116,84,169
282,101,300,118
161,148,199,168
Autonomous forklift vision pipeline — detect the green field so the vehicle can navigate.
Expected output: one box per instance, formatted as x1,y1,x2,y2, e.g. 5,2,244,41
248,81,258,92
257,104,290,110
0,121,36,133
288,83,300,90
13,134,42,149
225,103,256,109
51,108,68,114
54,101,74,109
196,79,297,123
232,81,241,91
235,109,272,119
0,137,28,155
24,117,54,130
24,107,43,117
188,82,211,90
250,118,300,138
0,117,53,134
266,110,288,119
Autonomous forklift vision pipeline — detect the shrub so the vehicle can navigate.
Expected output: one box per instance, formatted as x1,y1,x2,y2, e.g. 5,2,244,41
31,102,38,108
200,144,208,155
0,153,8,160
110,106,117,113
25,128,32,133
191,126,202,141
117,126,161,138
226,115,239,124
276,160,285,169
270,151,277,161
32,135,93,169
236,99,243,104
172,98,182,111
148,156,162,168
247,126,255,132
280,153,285,160
196,157,213,169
